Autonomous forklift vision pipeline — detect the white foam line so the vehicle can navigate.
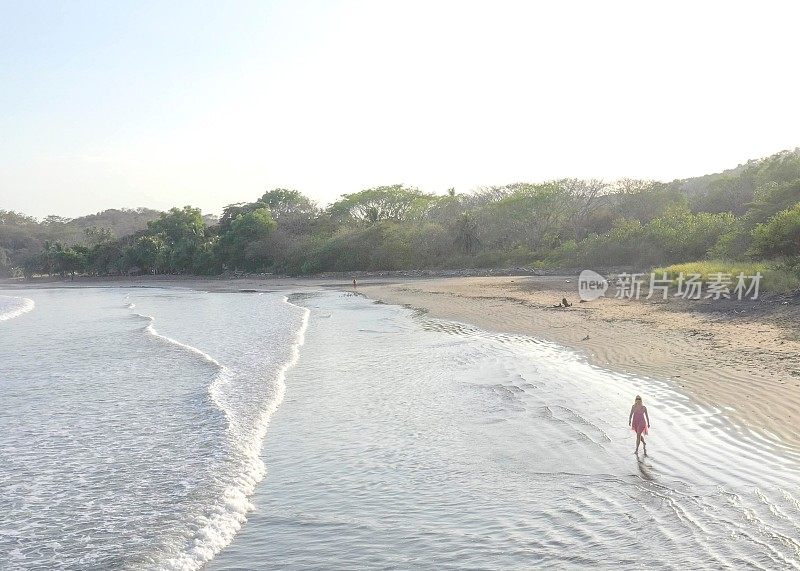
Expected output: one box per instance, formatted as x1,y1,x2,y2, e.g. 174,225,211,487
0,295,35,322
155,295,311,571
137,313,223,367
134,310,234,431
129,308,237,570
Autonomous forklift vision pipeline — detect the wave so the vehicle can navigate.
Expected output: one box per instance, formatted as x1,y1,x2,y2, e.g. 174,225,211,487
0,295,35,322
134,310,225,369
131,296,311,570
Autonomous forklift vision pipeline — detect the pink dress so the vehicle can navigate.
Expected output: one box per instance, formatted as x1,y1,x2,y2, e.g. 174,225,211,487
631,406,648,434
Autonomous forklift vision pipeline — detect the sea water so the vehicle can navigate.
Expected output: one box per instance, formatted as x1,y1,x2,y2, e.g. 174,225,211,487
2,288,799,569
0,287,307,569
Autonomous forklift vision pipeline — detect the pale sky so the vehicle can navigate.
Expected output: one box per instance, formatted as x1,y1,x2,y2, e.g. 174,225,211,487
1,0,799,219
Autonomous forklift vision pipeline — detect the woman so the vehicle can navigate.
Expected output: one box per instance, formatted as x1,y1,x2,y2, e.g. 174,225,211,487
628,395,651,454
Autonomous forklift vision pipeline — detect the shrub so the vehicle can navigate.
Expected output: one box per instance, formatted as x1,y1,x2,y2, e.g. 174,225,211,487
750,202,800,259
652,260,800,293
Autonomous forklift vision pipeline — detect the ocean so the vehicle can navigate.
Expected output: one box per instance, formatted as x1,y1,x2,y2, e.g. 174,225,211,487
1,288,799,569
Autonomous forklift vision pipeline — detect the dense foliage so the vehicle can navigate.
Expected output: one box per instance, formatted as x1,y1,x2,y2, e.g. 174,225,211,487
2,150,799,279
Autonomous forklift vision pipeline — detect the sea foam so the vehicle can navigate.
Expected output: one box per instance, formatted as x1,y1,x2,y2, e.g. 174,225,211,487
132,297,310,570
0,295,35,321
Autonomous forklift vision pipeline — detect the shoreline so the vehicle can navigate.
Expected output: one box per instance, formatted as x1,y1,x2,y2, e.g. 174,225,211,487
358,276,800,452
4,274,800,451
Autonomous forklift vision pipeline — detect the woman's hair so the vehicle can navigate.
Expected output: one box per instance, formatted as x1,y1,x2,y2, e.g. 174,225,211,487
634,395,642,403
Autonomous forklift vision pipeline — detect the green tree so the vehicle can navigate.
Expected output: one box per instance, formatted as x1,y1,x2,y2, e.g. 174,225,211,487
259,189,317,219
0,210,37,226
482,183,572,252
230,208,276,241
0,247,9,273
127,235,167,274
148,206,205,244
645,206,735,263
55,247,86,279
328,185,433,224
751,202,800,259
576,218,647,266
614,179,687,222
217,208,276,270
147,206,206,273
451,213,480,255
219,202,264,233
746,179,800,227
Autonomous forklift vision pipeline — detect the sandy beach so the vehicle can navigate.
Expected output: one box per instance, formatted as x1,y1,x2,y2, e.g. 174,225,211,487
358,275,800,451
4,273,800,450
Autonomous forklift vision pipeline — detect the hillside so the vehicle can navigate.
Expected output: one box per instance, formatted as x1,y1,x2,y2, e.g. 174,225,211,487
2,149,799,283
0,208,163,275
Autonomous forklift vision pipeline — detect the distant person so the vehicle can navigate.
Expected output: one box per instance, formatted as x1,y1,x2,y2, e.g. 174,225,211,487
353,279,357,288
628,395,651,454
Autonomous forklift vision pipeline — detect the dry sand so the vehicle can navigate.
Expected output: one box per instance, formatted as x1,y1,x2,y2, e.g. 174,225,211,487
5,273,800,450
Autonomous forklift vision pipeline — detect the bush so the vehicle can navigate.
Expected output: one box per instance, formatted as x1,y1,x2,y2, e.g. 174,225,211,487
542,240,578,267
644,207,736,263
750,202,800,259
708,228,752,260
575,219,651,266
653,260,800,293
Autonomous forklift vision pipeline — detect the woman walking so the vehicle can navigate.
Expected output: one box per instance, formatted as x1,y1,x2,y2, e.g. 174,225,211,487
628,395,651,454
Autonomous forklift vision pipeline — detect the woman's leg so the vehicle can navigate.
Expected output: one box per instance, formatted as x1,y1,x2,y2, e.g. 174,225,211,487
635,432,641,452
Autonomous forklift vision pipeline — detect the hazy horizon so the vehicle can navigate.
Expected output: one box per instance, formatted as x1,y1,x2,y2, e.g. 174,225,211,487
2,0,799,219
4,145,798,221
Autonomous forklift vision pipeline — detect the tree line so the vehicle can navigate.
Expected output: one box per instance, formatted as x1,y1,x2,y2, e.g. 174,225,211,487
1,150,798,279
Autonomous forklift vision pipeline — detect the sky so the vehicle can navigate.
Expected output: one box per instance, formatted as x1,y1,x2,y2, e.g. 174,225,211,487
1,0,799,219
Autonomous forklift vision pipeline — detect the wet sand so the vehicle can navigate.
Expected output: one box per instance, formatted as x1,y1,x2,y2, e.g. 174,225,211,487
359,276,800,451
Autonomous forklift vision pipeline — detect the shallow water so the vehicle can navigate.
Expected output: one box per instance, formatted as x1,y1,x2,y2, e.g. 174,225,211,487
210,291,800,570
2,288,799,569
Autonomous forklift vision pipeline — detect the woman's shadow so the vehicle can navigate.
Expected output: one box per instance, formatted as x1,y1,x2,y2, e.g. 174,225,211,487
636,452,655,482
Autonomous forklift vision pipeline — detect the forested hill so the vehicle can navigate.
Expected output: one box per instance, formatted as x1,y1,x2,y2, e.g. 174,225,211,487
0,208,163,272
669,149,800,215
2,149,799,288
